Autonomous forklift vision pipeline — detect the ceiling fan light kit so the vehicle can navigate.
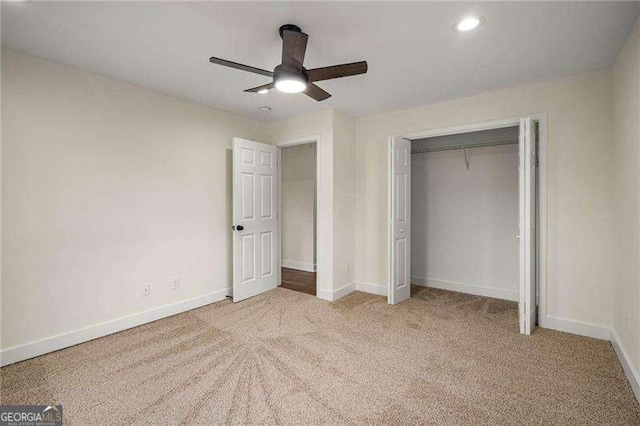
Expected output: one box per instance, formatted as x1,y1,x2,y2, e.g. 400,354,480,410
209,24,368,101
273,65,308,93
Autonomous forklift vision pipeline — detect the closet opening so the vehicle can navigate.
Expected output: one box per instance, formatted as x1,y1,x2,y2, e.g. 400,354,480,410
411,126,520,306
411,126,519,302
389,116,545,335
278,141,317,296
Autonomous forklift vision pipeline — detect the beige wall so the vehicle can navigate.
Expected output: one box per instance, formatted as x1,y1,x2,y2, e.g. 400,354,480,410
281,143,316,269
1,49,265,350
354,70,614,328
612,20,640,381
332,111,356,289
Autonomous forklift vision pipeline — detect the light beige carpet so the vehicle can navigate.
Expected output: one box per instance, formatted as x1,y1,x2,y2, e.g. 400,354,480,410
2,286,639,425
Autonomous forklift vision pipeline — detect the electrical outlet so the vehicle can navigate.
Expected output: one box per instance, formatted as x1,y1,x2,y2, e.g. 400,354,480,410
345,263,349,274
627,314,632,332
142,284,150,297
171,277,180,290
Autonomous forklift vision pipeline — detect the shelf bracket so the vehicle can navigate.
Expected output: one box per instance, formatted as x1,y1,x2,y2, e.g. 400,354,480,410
462,144,470,171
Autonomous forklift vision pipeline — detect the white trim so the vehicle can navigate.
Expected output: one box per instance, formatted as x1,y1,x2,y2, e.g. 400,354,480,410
538,315,611,340
412,277,519,302
610,328,640,403
275,136,322,300
356,282,387,296
317,282,355,302
276,134,321,148
0,288,230,367
281,259,316,272
535,113,549,321
387,137,393,303
528,307,537,335
276,146,282,288
402,116,522,141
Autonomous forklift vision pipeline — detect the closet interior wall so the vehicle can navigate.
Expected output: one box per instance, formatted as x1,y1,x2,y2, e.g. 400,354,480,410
410,126,520,301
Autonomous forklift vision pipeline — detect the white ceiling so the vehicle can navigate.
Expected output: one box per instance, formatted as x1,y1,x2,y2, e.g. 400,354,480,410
2,1,638,122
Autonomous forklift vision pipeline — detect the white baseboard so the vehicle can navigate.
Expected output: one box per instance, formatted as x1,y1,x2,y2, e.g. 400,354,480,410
317,282,355,302
356,282,387,296
412,276,519,302
538,315,611,340
282,259,316,272
0,288,231,367
316,288,332,301
609,328,640,403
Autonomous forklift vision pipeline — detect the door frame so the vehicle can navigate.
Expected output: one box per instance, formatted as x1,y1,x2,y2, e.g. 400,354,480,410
388,114,548,324
275,135,321,296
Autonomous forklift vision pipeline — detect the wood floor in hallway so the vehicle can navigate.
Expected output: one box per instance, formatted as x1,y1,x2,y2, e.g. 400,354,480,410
281,267,316,296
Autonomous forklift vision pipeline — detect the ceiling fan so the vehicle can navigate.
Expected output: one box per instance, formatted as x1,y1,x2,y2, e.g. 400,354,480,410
209,24,368,101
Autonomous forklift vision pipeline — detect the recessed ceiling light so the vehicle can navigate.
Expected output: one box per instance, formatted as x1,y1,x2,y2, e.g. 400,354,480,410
257,89,268,94
258,106,271,113
453,15,484,33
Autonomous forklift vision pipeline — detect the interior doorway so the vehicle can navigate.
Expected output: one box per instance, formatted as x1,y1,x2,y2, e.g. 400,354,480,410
388,116,546,335
278,142,317,295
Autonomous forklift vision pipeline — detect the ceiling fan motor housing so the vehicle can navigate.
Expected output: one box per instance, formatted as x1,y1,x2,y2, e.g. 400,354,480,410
273,64,308,84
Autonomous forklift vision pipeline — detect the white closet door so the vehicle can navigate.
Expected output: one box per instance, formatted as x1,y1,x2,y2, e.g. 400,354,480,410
232,138,279,302
389,136,411,304
519,118,537,334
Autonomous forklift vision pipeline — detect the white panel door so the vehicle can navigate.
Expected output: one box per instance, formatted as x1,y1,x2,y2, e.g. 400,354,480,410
519,118,537,334
389,137,411,305
233,138,279,302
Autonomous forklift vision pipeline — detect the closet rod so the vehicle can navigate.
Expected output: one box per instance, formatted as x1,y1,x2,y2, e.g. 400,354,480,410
411,139,518,155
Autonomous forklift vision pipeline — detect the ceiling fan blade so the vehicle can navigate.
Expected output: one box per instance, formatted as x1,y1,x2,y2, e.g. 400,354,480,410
304,83,332,101
306,61,368,82
209,56,273,77
244,82,275,93
282,30,308,70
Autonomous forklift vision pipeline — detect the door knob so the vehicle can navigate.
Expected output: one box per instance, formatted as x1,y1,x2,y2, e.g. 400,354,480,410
236,225,244,231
